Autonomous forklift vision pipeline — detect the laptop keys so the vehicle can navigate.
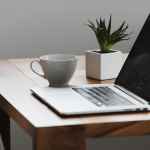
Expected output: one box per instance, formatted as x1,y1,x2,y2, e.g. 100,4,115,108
72,86,134,106
99,87,134,105
93,87,125,105
72,88,103,106
86,87,117,106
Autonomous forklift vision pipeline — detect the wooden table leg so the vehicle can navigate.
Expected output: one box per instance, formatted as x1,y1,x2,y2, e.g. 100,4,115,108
33,125,86,150
0,107,10,150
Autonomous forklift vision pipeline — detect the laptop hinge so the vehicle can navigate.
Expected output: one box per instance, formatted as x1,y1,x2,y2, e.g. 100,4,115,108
114,85,149,105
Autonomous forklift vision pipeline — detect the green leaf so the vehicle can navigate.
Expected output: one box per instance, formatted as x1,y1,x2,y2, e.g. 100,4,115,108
116,25,129,36
107,14,111,36
117,21,125,32
103,20,109,40
83,15,133,53
107,37,131,50
88,20,97,30
100,17,103,27
108,30,117,43
96,19,101,28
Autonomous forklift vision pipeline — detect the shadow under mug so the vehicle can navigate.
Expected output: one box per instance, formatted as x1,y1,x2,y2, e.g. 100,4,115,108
30,54,78,86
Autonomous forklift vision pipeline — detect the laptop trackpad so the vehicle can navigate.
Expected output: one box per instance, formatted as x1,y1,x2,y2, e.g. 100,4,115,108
43,94,89,114
45,94,82,103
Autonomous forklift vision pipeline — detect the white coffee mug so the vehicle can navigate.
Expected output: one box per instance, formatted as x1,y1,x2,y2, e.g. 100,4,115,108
30,54,78,86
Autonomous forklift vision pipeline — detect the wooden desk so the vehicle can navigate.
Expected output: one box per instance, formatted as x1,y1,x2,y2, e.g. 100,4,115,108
1,53,150,150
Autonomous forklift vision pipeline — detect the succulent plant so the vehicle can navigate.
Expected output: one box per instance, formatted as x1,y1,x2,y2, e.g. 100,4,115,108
84,15,133,53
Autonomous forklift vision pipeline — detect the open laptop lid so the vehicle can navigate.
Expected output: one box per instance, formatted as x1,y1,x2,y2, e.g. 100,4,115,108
115,14,150,103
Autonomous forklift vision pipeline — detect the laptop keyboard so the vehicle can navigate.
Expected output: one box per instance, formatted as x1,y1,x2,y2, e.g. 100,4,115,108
72,86,134,107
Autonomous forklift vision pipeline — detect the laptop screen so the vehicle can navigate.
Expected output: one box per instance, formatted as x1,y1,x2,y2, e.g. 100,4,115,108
115,14,150,102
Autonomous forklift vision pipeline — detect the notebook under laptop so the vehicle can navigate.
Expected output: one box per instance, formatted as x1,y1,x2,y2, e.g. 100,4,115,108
31,14,150,115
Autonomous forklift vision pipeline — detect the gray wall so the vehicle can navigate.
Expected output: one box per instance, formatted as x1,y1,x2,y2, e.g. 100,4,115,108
0,0,150,59
1,0,150,150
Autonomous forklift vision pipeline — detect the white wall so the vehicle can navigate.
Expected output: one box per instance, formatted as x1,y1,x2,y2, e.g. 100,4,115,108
0,0,150,59
1,0,150,150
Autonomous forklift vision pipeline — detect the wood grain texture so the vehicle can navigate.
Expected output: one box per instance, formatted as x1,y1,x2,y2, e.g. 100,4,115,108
80,111,150,138
0,60,84,138
33,125,86,150
0,107,10,150
8,54,128,86
0,94,35,137
5,53,150,143
8,53,150,140
86,120,150,138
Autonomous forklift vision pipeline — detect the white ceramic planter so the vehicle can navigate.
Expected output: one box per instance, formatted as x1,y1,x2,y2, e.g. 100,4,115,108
86,49,122,80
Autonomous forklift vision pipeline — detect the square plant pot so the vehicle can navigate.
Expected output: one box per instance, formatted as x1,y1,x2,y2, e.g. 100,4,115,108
86,49,122,80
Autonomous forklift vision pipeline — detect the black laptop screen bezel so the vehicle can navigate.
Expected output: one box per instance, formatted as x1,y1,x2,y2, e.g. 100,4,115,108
115,14,150,103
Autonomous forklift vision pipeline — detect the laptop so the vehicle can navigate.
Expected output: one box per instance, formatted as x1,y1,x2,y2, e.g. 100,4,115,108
31,14,150,115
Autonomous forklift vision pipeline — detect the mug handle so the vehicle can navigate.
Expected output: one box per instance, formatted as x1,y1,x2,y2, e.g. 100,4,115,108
30,60,46,79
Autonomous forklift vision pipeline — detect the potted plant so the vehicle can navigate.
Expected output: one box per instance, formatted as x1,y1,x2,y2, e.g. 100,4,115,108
84,15,133,80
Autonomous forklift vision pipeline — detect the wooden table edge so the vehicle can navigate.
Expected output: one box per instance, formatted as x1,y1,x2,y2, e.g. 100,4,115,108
0,59,86,138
